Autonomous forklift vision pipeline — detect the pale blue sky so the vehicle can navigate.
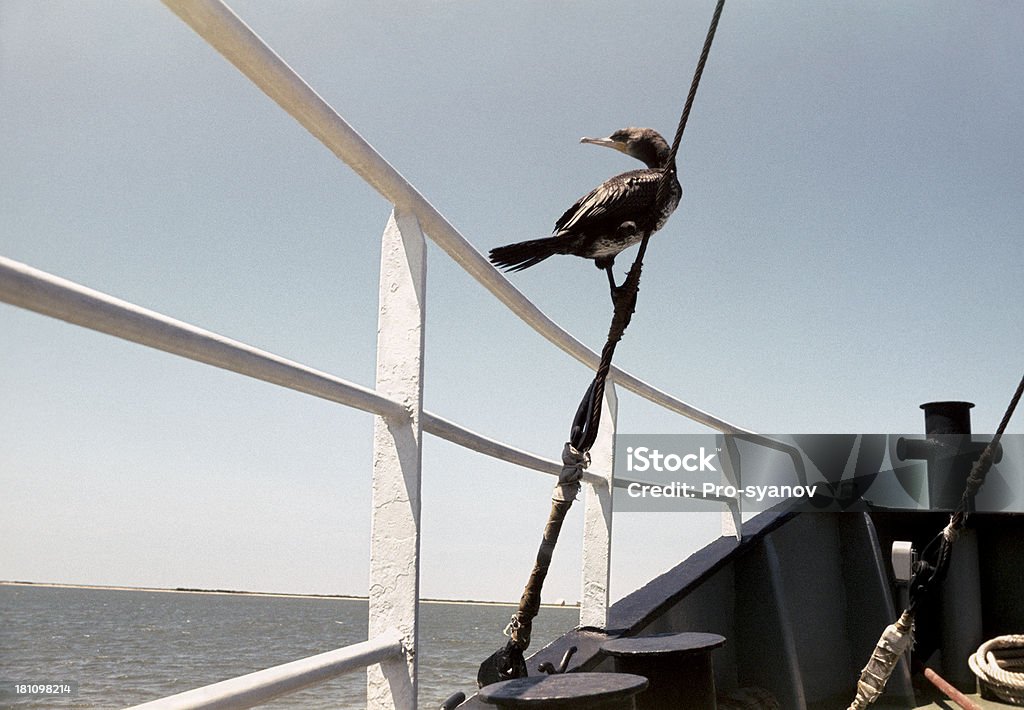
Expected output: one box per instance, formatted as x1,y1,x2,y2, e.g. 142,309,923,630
1,1,1022,603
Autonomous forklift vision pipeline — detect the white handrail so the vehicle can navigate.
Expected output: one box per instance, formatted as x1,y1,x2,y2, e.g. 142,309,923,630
421,412,561,476
0,252,804,482
0,256,407,420
125,630,404,710
0,255,575,479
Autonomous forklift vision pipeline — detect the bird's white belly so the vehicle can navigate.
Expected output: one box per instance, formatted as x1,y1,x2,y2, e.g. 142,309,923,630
586,233,643,258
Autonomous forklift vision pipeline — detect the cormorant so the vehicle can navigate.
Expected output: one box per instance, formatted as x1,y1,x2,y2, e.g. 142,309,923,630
488,127,681,295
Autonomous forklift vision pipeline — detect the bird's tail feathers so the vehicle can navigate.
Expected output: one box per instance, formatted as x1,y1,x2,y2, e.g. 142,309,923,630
488,235,568,272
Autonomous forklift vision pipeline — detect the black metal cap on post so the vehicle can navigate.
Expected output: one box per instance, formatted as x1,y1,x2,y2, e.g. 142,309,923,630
896,400,1001,511
921,401,974,436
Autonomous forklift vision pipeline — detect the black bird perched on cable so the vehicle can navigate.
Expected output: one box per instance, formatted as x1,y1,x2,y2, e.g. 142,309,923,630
488,127,681,297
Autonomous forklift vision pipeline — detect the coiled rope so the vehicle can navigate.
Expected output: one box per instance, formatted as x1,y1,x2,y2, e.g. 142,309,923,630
478,0,728,687
969,635,1024,705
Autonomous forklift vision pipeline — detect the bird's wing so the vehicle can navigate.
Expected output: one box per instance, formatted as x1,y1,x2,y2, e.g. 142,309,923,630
553,169,662,234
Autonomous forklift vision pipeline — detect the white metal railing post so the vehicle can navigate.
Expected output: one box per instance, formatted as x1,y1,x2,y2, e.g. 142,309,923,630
580,382,617,628
368,207,426,710
718,435,742,540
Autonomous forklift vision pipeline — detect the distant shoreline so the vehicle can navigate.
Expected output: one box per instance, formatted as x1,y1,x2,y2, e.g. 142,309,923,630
0,581,578,608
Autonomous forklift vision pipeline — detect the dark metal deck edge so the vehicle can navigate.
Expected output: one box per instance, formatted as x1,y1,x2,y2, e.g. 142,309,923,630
521,509,797,681
606,509,795,632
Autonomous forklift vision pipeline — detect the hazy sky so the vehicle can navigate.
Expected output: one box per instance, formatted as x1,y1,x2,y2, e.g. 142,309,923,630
2,1,1022,605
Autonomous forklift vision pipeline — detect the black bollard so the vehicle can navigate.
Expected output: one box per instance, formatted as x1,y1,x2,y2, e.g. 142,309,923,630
896,401,1001,510
896,400,999,691
601,632,725,709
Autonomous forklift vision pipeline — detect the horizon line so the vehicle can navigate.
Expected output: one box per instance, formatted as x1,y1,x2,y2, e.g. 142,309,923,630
0,580,581,608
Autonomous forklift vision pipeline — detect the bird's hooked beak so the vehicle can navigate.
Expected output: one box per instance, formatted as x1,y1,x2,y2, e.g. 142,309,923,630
580,135,629,155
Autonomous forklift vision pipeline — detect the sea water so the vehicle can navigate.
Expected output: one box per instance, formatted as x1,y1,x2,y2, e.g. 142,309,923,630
0,585,578,709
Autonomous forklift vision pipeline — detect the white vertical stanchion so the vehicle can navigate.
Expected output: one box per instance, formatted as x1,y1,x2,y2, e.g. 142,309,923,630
719,434,742,540
369,208,426,710
580,382,617,628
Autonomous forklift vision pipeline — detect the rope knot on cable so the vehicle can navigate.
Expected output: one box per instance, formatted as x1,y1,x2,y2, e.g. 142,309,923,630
554,442,590,502
963,447,995,500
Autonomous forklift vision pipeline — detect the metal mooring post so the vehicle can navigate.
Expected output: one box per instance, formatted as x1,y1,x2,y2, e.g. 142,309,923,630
896,401,1002,691
896,401,999,510
601,632,726,710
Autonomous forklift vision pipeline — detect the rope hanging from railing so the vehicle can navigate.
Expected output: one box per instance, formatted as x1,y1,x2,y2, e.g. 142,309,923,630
847,370,1024,710
478,0,728,688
